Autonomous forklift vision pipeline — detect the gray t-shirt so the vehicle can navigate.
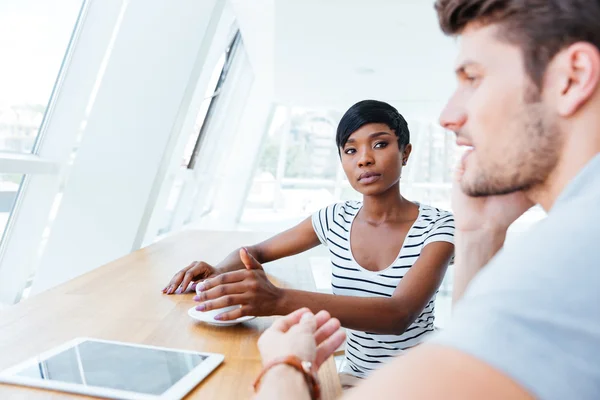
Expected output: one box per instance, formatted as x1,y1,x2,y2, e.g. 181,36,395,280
432,154,600,400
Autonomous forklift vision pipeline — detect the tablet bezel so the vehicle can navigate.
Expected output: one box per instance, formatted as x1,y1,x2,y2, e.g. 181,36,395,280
0,337,224,400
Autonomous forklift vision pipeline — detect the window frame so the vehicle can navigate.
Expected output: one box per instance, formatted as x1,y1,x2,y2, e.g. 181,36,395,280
187,30,242,170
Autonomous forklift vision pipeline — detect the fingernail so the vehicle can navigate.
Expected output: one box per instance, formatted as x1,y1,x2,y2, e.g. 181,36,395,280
214,314,222,320
175,288,182,294
193,296,201,302
196,283,205,292
196,304,206,311
300,312,313,321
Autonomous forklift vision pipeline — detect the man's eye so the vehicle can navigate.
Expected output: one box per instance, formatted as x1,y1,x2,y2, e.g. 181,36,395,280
465,75,481,84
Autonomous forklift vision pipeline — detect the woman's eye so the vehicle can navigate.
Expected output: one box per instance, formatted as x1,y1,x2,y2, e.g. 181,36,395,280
374,142,388,149
344,148,356,155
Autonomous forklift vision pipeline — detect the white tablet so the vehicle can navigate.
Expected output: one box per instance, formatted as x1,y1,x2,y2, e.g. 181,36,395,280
0,338,224,400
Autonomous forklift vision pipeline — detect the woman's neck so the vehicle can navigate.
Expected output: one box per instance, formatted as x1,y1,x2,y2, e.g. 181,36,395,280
359,184,417,224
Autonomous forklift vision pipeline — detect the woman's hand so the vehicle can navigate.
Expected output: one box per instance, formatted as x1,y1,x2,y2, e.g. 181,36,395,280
258,308,346,369
163,261,218,295
193,248,283,320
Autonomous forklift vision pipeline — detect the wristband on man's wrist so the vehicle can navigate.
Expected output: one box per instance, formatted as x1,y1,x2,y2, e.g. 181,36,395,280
253,355,321,400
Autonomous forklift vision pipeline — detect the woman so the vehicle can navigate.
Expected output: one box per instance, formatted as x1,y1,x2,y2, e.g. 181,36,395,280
163,100,455,382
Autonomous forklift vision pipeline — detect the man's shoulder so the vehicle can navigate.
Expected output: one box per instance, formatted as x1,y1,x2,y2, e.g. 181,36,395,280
431,154,600,400
433,204,600,399
475,203,600,294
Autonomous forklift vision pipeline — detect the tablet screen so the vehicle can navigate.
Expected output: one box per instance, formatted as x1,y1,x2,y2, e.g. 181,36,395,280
14,339,209,396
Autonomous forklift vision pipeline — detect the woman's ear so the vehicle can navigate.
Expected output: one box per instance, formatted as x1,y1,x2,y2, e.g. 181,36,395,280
402,143,412,165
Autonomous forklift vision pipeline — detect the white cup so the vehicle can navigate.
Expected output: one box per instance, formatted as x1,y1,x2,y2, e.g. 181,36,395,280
197,305,241,320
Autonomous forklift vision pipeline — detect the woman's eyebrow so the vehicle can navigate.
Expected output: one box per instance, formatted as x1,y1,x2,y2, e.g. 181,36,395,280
346,132,392,144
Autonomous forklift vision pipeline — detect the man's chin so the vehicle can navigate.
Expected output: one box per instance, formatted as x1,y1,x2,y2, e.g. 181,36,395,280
461,176,526,197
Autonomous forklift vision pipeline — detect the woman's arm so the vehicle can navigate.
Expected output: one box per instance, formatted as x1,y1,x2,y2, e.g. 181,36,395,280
196,241,454,335
281,241,453,334
164,217,321,294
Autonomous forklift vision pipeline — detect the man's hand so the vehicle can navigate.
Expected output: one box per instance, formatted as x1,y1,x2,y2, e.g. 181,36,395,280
193,248,283,320
452,161,534,233
451,160,535,304
258,308,346,369
163,261,218,295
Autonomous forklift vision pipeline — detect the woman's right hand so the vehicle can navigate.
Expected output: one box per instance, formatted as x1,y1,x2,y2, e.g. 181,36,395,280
162,261,218,295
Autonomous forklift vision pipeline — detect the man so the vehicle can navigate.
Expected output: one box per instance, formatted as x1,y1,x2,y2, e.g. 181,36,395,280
253,0,600,399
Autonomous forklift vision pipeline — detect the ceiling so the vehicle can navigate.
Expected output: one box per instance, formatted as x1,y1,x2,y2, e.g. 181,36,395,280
232,0,458,120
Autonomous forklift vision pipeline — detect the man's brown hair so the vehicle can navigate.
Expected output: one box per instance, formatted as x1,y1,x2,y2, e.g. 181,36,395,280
434,0,600,88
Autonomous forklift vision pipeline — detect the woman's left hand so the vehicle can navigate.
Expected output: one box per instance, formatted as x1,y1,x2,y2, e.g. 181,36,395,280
193,248,284,320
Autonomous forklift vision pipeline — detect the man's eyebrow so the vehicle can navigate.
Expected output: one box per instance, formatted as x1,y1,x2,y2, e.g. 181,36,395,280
455,60,478,75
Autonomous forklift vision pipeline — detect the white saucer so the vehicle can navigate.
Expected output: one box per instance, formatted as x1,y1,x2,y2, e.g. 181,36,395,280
188,306,256,327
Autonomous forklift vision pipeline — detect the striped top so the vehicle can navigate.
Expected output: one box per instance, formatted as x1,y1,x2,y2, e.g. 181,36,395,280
311,200,455,378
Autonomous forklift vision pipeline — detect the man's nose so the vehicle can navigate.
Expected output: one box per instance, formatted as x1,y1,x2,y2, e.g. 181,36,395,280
439,93,467,132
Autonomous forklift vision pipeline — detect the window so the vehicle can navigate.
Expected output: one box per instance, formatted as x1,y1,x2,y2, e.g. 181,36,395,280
241,106,345,231
0,174,24,240
0,0,85,304
185,31,242,169
0,0,83,241
0,0,84,154
156,30,245,237
242,108,465,231
180,54,226,167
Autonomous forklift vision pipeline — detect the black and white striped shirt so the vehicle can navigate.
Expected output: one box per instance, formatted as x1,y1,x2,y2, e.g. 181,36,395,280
311,201,455,378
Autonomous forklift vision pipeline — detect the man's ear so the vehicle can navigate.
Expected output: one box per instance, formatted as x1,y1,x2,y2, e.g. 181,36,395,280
552,42,600,116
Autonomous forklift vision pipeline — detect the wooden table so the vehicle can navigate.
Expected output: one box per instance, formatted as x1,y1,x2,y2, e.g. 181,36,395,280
0,231,342,399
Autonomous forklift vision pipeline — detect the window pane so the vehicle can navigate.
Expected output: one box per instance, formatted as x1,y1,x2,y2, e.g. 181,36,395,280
284,108,340,180
181,54,226,167
241,106,343,231
0,0,83,153
157,176,185,236
0,174,24,241
185,32,242,169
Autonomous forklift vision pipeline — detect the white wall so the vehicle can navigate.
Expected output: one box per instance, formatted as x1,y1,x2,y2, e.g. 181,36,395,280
273,0,457,110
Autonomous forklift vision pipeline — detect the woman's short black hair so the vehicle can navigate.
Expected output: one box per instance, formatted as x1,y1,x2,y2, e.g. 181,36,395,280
336,100,410,150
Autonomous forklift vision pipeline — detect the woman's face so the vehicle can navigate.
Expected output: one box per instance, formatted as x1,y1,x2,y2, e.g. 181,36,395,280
339,123,411,196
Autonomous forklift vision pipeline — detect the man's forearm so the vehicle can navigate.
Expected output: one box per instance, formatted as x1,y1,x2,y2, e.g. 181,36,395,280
255,365,310,400
278,290,411,335
453,228,506,305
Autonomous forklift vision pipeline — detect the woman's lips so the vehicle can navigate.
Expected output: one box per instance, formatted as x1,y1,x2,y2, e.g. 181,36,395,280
358,173,382,184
